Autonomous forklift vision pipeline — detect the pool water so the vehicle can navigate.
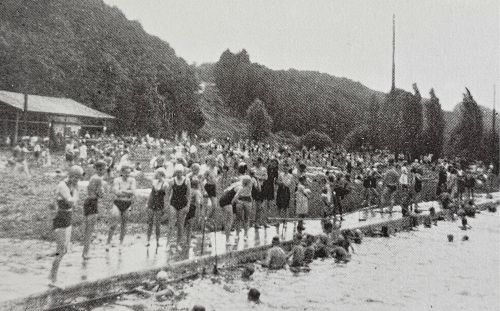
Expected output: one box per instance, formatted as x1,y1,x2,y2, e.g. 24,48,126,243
171,211,500,311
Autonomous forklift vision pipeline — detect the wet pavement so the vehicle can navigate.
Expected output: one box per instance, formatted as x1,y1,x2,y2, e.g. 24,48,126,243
0,193,498,303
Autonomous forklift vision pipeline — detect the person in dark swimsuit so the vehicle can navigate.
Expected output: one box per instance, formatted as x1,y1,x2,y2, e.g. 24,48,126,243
168,164,191,250
82,160,106,259
436,165,447,195
276,164,293,221
203,156,219,228
261,158,279,221
185,163,202,245
412,167,423,212
146,168,168,247
107,165,136,249
382,160,400,214
50,166,83,285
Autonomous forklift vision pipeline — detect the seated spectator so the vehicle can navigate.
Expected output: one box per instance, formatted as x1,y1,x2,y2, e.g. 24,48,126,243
260,236,287,270
331,246,351,263
288,234,305,267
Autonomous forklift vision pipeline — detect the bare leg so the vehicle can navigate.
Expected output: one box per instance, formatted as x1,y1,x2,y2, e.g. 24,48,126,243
119,212,128,244
82,214,97,258
185,220,192,246
50,228,70,283
155,211,162,245
176,207,188,247
107,225,116,246
223,205,233,244
146,210,154,246
243,202,250,238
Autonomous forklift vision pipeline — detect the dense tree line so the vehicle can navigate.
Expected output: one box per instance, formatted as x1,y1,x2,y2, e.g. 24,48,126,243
214,49,383,143
449,89,484,160
0,0,204,137
422,88,445,160
212,50,499,166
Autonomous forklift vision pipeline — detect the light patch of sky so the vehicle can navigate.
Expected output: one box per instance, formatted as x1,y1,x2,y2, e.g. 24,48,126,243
104,0,499,111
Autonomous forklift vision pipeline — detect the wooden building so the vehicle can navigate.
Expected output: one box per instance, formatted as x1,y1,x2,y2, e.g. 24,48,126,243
0,90,114,143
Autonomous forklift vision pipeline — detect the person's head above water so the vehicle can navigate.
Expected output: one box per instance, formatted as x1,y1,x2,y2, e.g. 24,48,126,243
248,288,261,303
293,233,303,244
241,265,255,279
192,305,206,311
271,236,280,246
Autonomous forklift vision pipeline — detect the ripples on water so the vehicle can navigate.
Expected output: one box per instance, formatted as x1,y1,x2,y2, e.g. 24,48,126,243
96,212,500,311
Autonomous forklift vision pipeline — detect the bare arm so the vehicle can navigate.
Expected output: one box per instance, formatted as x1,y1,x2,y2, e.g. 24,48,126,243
185,179,191,209
231,186,242,205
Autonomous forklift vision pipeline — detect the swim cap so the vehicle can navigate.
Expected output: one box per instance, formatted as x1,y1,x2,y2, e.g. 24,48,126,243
68,165,84,178
174,164,185,173
155,167,167,178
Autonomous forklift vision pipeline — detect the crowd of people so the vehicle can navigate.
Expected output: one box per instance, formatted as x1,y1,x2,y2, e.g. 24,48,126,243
1,132,496,285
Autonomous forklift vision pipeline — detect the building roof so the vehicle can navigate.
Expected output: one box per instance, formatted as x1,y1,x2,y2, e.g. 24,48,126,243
0,90,114,119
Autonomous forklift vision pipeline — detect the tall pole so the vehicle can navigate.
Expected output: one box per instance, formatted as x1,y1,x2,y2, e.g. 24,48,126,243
391,14,396,92
493,85,496,136
493,85,498,174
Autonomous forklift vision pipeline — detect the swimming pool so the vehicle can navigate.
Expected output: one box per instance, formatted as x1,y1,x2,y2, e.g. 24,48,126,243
172,211,499,311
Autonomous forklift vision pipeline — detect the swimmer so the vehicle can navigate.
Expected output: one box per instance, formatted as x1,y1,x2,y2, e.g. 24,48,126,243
287,233,305,267
248,288,261,303
260,236,286,270
331,246,351,263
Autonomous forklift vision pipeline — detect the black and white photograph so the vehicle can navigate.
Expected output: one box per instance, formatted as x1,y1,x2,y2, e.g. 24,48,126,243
0,0,499,310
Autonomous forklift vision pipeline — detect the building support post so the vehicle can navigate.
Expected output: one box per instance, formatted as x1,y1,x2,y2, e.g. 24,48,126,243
14,111,19,144
23,93,28,137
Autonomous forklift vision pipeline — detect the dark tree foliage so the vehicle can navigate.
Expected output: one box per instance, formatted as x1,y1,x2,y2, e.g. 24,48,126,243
377,85,424,159
342,124,370,151
0,0,204,136
379,89,406,155
213,49,383,143
482,130,499,175
246,98,272,140
422,88,445,159
402,83,424,159
366,94,382,149
449,88,483,160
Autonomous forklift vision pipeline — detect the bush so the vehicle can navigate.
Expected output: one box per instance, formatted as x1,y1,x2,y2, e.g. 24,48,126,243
300,130,332,150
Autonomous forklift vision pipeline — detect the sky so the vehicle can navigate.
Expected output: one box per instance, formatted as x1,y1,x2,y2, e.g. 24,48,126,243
104,0,499,111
